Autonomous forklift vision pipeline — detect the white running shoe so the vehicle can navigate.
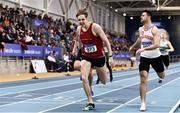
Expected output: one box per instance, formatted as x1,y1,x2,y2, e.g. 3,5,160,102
140,103,146,111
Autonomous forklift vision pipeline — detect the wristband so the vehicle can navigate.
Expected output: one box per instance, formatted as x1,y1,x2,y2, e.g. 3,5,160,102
109,55,113,57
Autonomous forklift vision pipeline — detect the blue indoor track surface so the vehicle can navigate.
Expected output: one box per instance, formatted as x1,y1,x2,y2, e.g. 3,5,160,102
0,63,180,113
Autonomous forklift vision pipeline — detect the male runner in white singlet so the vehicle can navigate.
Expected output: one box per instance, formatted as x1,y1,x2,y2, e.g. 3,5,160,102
129,10,165,111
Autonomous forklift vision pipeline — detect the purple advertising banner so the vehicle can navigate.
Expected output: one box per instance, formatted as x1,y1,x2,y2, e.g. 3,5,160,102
0,44,61,58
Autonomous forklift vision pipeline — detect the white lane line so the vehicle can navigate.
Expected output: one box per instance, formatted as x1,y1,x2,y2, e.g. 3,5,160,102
0,81,81,97
169,100,180,113
0,72,142,108
2,62,180,90
0,78,79,91
106,77,180,113
0,77,83,90
54,96,74,100
125,103,177,108
1,63,179,96
38,70,180,113
0,69,139,97
0,69,138,90
0,66,179,111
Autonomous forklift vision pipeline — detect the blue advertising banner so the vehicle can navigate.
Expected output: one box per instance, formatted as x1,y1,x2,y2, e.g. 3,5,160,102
44,47,61,58
0,44,61,58
23,45,44,57
113,52,130,59
0,44,22,56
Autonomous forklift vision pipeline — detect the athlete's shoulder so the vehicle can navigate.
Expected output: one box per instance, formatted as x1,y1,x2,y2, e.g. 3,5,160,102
91,23,103,35
151,25,159,34
76,26,81,34
92,23,102,29
77,26,81,31
167,40,171,44
138,26,143,32
152,25,158,30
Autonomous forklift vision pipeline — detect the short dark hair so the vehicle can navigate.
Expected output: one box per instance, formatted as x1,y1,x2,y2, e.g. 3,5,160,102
143,10,152,18
76,9,88,18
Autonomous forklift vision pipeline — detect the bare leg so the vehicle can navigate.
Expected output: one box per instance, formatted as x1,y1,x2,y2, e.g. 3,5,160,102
157,72,165,79
74,60,81,70
96,61,113,84
157,72,165,83
74,60,94,93
88,69,94,95
81,60,93,103
96,65,107,85
139,71,148,111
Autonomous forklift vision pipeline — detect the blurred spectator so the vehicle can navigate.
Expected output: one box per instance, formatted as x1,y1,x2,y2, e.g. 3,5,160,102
0,28,5,52
17,32,28,50
0,4,68,48
0,3,132,61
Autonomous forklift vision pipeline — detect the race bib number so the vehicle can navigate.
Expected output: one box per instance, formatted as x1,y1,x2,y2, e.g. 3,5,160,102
84,44,97,53
142,42,152,48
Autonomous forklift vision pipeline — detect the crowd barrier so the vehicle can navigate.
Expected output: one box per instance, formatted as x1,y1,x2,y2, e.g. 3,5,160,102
0,43,61,58
113,52,131,59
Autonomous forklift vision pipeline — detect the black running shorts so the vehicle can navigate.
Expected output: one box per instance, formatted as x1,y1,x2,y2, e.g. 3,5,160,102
161,55,169,67
81,55,106,67
139,56,164,73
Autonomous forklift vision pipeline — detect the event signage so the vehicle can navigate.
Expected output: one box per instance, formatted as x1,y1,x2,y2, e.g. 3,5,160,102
0,44,61,58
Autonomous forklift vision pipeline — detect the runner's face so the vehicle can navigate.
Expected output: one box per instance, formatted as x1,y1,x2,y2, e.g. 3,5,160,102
77,15,87,27
141,12,149,24
161,33,167,40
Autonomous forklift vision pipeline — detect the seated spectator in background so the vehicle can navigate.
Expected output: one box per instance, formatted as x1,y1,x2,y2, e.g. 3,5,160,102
46,51,68,72
63,52,70,71
47,51,58,71
47,51,56,62
63,52,69,62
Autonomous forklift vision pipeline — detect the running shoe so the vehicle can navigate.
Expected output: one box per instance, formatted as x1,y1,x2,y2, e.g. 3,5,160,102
140,103,146,112
82,103,95,111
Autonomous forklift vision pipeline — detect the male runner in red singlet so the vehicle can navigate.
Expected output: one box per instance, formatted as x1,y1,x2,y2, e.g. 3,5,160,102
72,7,113,111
